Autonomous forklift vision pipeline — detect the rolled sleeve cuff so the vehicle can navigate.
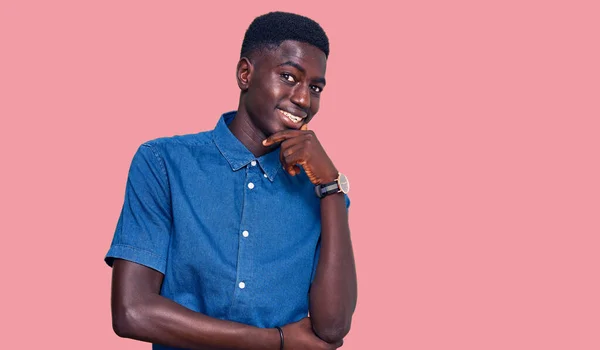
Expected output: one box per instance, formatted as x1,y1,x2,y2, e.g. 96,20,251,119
104,244,167,274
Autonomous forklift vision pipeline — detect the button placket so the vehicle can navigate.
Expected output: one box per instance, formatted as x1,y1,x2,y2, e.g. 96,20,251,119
234,162,262,299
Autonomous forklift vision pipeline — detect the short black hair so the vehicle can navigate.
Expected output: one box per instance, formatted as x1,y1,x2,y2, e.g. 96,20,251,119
241,11,329,59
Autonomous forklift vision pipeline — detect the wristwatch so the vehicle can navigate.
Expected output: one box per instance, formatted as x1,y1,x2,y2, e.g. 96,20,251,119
315,172,350,198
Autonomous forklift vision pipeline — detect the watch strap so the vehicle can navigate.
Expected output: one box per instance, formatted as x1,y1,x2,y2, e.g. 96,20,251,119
315,180,340,198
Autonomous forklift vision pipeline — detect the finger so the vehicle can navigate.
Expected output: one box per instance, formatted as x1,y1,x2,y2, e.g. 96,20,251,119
263,130,304,146
291,164,301,176
279,146,302,176
282,161,301,176
282,159,301,176
279,137,308,176
283,150,308,172
279,134,307,150
301,123,309,131
281,141,305,159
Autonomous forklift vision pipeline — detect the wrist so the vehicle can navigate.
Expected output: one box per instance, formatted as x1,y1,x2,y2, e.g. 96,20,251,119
274,326,284,350
320,168,338,184
256,328,281,350
314,171,349,199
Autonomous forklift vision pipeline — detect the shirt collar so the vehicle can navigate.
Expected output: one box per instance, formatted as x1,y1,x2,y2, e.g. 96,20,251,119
212,111,281,182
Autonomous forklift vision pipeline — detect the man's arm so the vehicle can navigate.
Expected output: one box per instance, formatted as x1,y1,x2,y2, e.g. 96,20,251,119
109,144,343,349
111,259,341,350
309,192,357,343
111,259,278,350
263,127,358,343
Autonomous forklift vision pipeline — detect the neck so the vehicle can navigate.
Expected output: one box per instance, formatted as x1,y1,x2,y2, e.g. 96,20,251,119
228,106,277,158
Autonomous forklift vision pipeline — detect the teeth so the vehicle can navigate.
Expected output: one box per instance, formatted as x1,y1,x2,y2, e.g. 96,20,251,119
281,110,302,123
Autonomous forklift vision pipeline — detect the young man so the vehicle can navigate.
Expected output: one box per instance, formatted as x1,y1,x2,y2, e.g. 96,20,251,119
105,12,356,350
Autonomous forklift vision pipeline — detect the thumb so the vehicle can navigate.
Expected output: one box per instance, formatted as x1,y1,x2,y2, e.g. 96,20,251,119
301,123,309,131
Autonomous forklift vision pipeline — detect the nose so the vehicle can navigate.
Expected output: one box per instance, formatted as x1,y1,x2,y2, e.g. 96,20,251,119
290,83,310,110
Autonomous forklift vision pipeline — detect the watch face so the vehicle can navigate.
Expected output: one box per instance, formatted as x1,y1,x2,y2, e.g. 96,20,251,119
338,173,350,193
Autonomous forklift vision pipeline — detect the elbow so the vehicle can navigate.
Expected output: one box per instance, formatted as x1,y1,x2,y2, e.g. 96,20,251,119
112,303,143,339
112,318,130,338
313,320,352,344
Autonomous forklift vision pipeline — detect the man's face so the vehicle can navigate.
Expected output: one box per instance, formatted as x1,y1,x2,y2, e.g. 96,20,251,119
243,40,327,136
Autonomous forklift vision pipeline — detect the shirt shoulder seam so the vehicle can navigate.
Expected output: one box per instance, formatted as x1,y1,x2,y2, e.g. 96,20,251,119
141,143,168,178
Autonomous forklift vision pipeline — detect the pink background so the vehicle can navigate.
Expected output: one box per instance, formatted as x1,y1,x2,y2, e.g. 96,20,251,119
2,1,599,349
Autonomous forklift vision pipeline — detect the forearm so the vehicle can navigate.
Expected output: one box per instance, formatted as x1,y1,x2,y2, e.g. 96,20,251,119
111,260,280,350
309,192,357,343
114,293,279,350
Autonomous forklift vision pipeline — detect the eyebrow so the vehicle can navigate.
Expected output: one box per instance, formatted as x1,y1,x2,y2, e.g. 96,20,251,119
279,61,326,86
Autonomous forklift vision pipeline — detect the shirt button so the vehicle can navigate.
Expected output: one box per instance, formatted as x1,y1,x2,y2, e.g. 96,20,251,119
242,230,249,238
248,182,255,189
251,160,257,166
239,282,246,289
263,173,268,178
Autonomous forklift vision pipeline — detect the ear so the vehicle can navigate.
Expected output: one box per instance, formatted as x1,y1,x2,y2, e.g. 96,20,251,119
236,57,253,91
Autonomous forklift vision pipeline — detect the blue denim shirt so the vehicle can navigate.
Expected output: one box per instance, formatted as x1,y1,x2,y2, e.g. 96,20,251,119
105,111,349,349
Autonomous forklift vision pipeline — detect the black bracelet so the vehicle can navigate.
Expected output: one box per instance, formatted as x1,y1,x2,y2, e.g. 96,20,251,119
275,326,284,350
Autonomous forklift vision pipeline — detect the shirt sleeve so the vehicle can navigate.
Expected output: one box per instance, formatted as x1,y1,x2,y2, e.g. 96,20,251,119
105,143,172,274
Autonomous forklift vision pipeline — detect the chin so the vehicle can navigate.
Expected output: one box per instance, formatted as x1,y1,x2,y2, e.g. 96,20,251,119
263,122,287,136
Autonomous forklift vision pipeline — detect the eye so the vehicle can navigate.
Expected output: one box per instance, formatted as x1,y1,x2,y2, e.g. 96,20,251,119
281,73,296,83
310,85,323,93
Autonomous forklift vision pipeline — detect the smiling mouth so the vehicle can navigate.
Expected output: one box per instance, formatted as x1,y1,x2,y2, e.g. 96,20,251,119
278,109,303,123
